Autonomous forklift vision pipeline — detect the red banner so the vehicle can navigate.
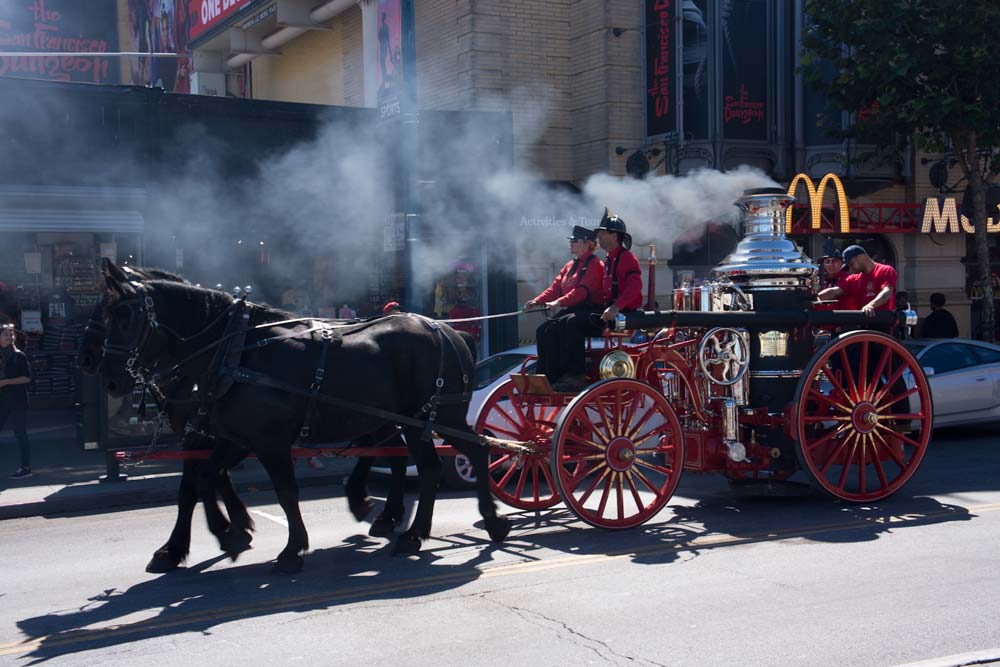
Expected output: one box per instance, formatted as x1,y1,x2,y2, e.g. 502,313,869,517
188,0,256,42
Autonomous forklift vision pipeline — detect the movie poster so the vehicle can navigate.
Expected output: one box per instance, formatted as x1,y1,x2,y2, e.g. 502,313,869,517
681,0,710,141
0,0,118,84
124,0,192,92
643,0,677,142
376,0,415,119
721,0,768,141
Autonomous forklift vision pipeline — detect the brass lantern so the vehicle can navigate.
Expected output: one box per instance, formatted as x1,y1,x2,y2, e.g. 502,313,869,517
598,350,636,380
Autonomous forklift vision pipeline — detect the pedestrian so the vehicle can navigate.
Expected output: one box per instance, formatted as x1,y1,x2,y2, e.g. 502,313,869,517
525,224,605,391
817,244,897,329
0,324,33,479
921,292,959,339
595,208,643,326
337,303,357,320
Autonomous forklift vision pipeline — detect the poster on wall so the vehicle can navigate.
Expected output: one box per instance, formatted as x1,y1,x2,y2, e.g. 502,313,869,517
720,0,767,141
681,0,710,141
0,0,118,84
376,0,416,120
124,0,192,92
643,0,677,143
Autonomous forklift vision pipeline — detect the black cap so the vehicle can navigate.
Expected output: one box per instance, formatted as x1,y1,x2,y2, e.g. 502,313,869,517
568,225,597,242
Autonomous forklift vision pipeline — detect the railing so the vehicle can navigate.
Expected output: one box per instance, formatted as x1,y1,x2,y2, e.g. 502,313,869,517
789,203,922,234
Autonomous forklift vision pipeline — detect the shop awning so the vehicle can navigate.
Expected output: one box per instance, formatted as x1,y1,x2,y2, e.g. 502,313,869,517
0,209,144,234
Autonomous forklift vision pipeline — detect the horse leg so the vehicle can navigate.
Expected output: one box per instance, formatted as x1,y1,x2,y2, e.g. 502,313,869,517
369,455,407,538
393,428,441,556
444,418,511,544
216,471,255,559
345,456,376,521
146,458,200,573
202,443,254,559
255,447,309,574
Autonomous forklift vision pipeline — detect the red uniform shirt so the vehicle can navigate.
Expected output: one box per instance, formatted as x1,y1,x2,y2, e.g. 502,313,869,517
533,251,605,308
602,246,643,311
841,262,897,311
447,303,481,339
821,270,855,309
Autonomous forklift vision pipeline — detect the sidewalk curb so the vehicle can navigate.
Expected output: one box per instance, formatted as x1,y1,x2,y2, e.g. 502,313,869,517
0,471,349,521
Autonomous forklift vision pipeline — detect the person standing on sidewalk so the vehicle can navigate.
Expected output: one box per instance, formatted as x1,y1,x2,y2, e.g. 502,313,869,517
0,324,32,479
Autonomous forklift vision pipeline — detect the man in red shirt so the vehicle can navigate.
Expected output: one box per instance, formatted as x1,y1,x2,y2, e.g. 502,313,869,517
818,244,897,327
525,225,605,391
595,209,643,323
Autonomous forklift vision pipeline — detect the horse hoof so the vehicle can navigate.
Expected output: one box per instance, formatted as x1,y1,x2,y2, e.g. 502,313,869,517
368,514,399,538
221,529,254,560
485,515,512,543
348,496,375,522
272,555,304,574
146,551,183,573
391,534,422,556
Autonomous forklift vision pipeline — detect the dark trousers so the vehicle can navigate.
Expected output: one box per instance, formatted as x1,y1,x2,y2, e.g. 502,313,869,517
0,401,30,469
535,306,603,382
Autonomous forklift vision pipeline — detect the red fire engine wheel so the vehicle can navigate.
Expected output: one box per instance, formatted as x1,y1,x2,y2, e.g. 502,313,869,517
551,379,685,529
474,379,562,510
793,331,933,502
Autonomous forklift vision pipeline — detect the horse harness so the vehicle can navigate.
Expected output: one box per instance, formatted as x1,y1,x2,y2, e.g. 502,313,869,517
102,284,481,447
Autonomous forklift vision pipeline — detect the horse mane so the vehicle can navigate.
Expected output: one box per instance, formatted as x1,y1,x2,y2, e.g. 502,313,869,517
121,265,188,283
145,280,303,329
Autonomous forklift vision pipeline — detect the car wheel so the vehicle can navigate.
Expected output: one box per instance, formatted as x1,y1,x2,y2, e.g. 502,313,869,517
441,454,478,490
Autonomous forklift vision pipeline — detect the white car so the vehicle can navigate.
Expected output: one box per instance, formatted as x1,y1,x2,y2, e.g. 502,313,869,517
903,338,1000,428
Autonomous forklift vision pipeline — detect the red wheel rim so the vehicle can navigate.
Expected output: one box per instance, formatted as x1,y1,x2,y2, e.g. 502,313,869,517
474,379,561,510
551,379,684,529
794,332,932,502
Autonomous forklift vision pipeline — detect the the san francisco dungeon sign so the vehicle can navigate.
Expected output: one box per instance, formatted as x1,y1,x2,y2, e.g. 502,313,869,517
0,0,118,84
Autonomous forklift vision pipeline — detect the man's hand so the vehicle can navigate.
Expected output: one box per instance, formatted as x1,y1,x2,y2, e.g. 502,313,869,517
601,304,620,322
862,302,876,317
545,301,561,310
524,299,539,310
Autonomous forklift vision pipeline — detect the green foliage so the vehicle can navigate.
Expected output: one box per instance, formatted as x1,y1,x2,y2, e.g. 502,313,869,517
801,0,1000,162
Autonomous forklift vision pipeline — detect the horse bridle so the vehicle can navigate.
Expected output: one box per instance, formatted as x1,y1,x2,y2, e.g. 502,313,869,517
100,284,168,384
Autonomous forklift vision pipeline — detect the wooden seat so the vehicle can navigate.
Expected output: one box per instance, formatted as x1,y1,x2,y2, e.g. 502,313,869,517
510,373,555,395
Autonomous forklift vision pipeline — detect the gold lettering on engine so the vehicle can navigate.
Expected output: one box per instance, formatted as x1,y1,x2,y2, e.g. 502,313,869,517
758,331,789,357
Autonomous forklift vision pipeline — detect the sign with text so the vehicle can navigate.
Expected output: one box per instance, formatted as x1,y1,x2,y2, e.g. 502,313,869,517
376,0,416,120
721,0,767,141
0,0,118,84
188,0,258,43
921,198,1000,234
643,0,677,142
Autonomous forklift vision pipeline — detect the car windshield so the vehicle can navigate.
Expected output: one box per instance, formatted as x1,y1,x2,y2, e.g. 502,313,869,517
474,353,530,390
903,341,927,356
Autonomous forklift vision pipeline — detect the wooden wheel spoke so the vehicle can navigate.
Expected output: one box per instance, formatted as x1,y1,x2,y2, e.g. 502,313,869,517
867,347,892,401
819,363,852,404
613,390,624,434
513,462,529,498
631,465,663,494
484,423,526,439
595,471,613,516
495,458,519,488
818,431,854,476
873,361,909,406
838,347,860,401
807,388,853,414
631,426,667,448
805,422,851,453
625,400,658,440
877,387,920,412
594,396,617,439
625,473,644,511
836,433,860,490
868,431,892,487
616,474,625,521
859,341,870,399
488,453,512,472
803,415,851,423
530,461,541,501
564,430,606,452
871,428,907,469
874,423,923,451
573,463,608,503
538,459,557,492
635,458,673,476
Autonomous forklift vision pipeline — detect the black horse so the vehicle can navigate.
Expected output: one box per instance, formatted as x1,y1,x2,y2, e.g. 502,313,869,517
78,264,256,572
80,265,415,571
99,263,509,572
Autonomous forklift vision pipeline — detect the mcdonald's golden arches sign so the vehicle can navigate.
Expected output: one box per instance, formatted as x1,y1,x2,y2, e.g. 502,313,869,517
785,173,851,234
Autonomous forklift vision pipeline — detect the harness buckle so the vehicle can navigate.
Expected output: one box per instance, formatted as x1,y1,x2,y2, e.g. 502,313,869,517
435,378,445,388
299,425,311,438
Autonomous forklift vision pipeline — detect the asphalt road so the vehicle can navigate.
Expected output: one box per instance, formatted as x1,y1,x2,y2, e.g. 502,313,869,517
1,426,998,667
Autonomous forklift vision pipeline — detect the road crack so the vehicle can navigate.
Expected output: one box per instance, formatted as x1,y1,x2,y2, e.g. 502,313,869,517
481,595,668,667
